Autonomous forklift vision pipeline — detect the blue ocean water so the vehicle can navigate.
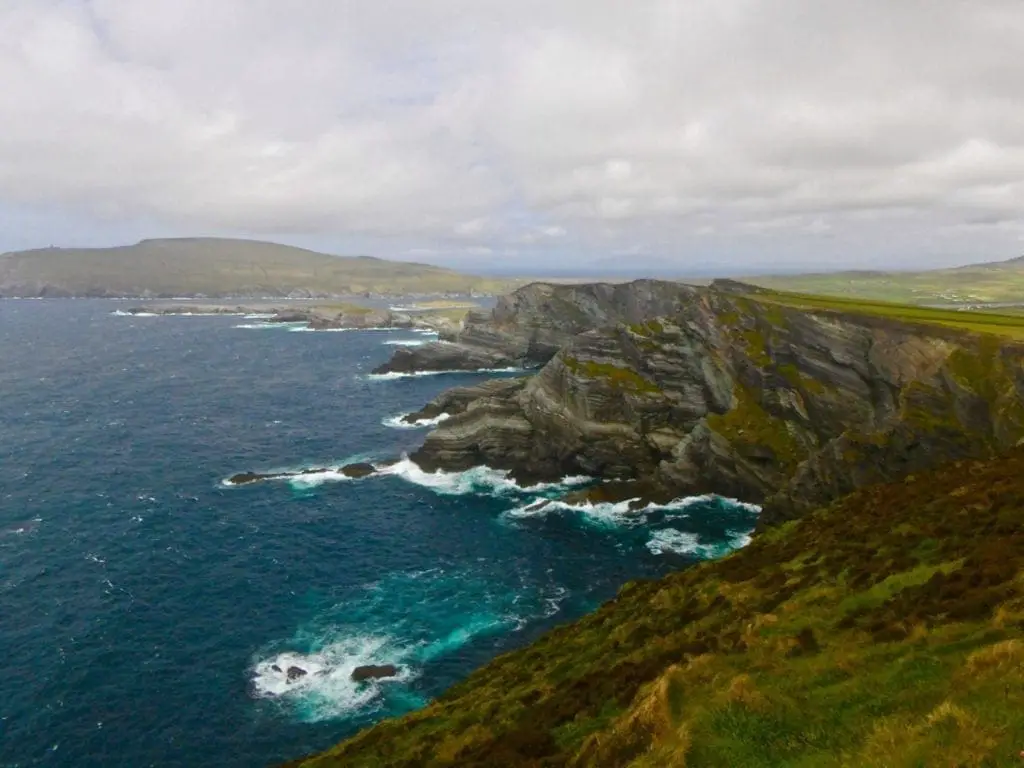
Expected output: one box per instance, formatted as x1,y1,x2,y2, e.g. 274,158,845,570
0,300,758,768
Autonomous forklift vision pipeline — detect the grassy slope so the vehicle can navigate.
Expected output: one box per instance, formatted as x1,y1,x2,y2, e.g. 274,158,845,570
292,451,1024,767
745,258,1024,306
744,288,1024,340
0,238,524,297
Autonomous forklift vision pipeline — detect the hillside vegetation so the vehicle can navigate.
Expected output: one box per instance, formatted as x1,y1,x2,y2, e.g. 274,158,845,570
289,450,1024,767
738,286,1024,340
746,256,1024,307
0,238,524,298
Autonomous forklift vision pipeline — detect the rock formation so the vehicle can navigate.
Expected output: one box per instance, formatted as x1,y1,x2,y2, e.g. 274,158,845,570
395,279,1024,527
371,280,696,375
351,664,398,682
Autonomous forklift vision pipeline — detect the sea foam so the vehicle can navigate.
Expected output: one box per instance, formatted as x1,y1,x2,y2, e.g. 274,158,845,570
381,412,452,429
379,457,589,497
506,494,762,528
366,367,525,381
646,527,755,557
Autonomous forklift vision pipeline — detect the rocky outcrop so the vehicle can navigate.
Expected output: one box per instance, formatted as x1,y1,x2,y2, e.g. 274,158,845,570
407,280,1024,525
351,664,398,682
372,280,696,375
401,378,529,424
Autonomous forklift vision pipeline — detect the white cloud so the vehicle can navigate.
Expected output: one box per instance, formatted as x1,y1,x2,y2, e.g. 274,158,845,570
2,0,1024,270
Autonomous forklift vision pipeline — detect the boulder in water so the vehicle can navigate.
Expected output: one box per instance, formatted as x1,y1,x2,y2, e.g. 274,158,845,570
286,666,308,682
340,462,377,479
271,664,282,673
351,664,398,682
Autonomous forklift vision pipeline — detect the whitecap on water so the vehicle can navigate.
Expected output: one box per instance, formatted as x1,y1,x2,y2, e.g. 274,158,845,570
250,568,535,723
381,339,429,347
381,412,452,429
506,494,762,529
379,457,590,498
251,634,410,722
232,322,306,330
366,367,527,381
646,527,755,557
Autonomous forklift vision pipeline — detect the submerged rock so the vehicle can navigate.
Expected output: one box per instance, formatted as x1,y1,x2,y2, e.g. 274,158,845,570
351,664,398,682
286,666,308,682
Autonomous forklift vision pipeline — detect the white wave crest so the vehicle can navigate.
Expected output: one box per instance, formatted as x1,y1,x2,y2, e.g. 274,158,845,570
111,310,157,317
381,412,452,429
506,494,762,528
232,322,305,330
646,527,755,557
382,339,429,346
378,457,589,497
251,634,411,722
367,367,525,380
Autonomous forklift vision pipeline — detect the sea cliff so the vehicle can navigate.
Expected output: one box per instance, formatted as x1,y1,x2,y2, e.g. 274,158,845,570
387,280,1024,528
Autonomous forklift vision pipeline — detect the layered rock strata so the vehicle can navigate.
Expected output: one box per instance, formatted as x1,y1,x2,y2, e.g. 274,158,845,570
398,280,1024,527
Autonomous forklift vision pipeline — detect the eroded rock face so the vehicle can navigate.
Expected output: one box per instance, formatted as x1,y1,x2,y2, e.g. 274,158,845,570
372,280,699,375
406,280,1024,526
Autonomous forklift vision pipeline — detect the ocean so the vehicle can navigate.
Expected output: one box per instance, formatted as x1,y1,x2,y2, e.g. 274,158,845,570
0,300,759,767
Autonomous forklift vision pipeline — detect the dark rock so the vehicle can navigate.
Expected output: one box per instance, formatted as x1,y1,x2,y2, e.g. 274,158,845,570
228,471,269,486
286,666,308,682
351,664,398,682
339,462,376,479
271,664,282,673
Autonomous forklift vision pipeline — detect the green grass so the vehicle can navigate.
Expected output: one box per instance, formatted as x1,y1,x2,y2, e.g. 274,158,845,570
746,288,1024,340
286,449,1024,767
746,260,1024,307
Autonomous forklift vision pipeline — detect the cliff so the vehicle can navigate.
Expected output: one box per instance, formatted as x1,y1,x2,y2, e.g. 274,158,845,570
393,280,1024,527
371,280,695,374
286,448,1024,766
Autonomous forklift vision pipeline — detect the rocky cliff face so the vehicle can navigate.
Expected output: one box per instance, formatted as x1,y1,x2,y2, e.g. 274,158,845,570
372,280,697,374
404,280,1024,526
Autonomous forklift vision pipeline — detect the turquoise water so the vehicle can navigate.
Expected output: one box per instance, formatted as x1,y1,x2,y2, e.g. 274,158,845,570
0,301,758,767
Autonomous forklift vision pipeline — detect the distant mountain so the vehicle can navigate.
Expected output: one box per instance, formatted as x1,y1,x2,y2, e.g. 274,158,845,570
745,254,1024,306
0,238,523,298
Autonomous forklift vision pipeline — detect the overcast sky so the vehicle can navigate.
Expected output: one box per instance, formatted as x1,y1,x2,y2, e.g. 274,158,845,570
2,1,1024,274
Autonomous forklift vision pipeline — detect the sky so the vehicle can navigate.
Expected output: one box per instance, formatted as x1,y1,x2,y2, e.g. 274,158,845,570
2,0,1024,275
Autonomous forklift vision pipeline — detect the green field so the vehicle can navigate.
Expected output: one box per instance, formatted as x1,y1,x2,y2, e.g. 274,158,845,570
745,287,1024,340
746,257,1024,307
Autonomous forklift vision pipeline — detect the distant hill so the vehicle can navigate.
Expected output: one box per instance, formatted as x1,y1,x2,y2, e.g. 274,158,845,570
0,238,524,298
745,254,1024,306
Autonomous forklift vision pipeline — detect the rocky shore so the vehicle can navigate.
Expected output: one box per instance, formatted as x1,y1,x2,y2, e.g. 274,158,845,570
378,279,1024,528
123,302,463,334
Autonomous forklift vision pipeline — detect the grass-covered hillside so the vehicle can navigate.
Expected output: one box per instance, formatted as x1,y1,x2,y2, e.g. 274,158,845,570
290,449,1024,767
746,256,1024,307
737,286,1024,340
0,238,524,298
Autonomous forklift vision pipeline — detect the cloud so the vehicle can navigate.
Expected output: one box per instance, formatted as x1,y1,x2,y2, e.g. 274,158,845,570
1,0,1024,270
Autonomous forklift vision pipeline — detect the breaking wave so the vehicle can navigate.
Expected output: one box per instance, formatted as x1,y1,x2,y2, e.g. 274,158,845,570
249,567,546,722
366,367,526,381
378,457,590,498
505,494,762,529
646,527,754,557
381,412,452,429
